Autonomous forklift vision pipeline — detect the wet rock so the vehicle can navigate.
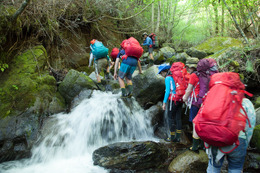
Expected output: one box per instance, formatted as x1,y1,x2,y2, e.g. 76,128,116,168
58,69,97,104
92,141,168,171
0,112,40,162
168,150,208,173
244,152,260,172
132,66,165,108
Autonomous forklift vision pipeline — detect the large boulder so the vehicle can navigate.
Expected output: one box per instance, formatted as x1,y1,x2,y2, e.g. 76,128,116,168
256,108,260,126
0,45,66,162
185,47,207,59
132,66,165,108
92,141,168,171
159,47,176,59
168,150,208,173
58,69,97,104
195,37,243,55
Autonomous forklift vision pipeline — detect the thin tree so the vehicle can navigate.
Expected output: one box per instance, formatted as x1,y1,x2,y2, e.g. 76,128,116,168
222,0,249,44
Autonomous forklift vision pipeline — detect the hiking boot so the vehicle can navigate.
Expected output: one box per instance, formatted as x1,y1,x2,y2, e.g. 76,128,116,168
172,130,181,142
164,132,175,142
189,137,200,153
121,93,128,99
96,83,105,91
120,88,127,98
126,84,133,98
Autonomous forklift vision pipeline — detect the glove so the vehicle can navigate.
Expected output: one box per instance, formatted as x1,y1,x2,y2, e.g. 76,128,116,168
149,45,153,48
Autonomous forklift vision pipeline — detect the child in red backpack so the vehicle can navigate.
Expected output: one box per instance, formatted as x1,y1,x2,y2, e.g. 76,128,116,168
158,64,184,142
182,58,201,151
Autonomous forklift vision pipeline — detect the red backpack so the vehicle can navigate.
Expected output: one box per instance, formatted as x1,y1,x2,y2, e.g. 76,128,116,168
121,37,143,60
193,72,252,148
169,62,189,102
110,48,119,60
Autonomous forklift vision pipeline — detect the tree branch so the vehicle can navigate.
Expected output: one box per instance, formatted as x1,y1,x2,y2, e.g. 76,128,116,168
103,0,154,20
12,0,31,21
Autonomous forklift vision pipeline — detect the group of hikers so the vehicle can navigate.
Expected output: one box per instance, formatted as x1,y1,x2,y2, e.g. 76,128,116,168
88,33,256,172
88,32,155,98
158,58,256,172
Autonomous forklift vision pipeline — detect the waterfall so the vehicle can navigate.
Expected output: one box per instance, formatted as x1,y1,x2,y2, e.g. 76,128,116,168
0,91,156,173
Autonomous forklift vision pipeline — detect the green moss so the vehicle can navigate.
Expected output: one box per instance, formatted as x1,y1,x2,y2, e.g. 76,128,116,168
255,96,260,109
0,46,59,117
195,37,243,54
251,125,260,152
166,56,177,65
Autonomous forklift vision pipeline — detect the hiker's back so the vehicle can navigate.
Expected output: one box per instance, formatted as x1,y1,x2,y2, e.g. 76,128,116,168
92,41,109,59
193,72,252,147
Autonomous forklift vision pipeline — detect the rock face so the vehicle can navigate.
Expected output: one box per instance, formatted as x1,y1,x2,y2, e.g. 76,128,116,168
92,141,168,171
58,69,97,104
0,45,66,163
132,66,165,108
168,150,208,173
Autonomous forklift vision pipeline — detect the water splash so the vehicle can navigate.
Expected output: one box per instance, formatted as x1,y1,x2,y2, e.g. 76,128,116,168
0,91,156,173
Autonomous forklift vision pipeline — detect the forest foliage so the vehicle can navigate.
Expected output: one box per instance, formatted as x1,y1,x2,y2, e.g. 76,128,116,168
0,0,259,71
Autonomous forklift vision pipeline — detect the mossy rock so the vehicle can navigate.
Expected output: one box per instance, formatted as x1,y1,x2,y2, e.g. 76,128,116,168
0,45,64,117
195,37,243,54
166,56,177,65
251,125,260,152
58,69,97,104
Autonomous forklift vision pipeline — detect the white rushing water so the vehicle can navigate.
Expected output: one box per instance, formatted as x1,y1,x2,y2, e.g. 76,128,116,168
0,91,156,173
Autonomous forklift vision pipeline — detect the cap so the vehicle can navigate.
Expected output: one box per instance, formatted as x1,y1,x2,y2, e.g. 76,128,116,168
90,39,96,45
157,64,171,74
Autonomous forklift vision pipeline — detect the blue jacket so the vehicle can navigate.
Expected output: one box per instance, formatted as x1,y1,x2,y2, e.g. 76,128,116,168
143,37,153,48
163,76,176,103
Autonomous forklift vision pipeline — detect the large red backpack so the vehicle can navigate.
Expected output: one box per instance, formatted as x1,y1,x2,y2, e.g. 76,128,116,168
193,72,252,147
169,62,189,102
110,48,119,60
121,37,143,60
149,33,159,48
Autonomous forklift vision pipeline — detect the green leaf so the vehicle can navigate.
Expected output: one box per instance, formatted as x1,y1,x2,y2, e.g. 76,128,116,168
246,60,254,73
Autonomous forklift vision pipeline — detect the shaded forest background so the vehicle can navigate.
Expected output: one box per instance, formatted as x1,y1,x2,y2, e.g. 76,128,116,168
0,0,259,71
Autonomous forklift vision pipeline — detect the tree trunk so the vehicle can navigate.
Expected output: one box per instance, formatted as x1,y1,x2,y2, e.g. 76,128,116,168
221,0,225,36
206,5,213,36
152,2,154,32
222,0,249,44
155,1,161,33
212,1,219,35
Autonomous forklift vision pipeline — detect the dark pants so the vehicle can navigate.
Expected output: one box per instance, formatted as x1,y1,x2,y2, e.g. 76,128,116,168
168,101,182,132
